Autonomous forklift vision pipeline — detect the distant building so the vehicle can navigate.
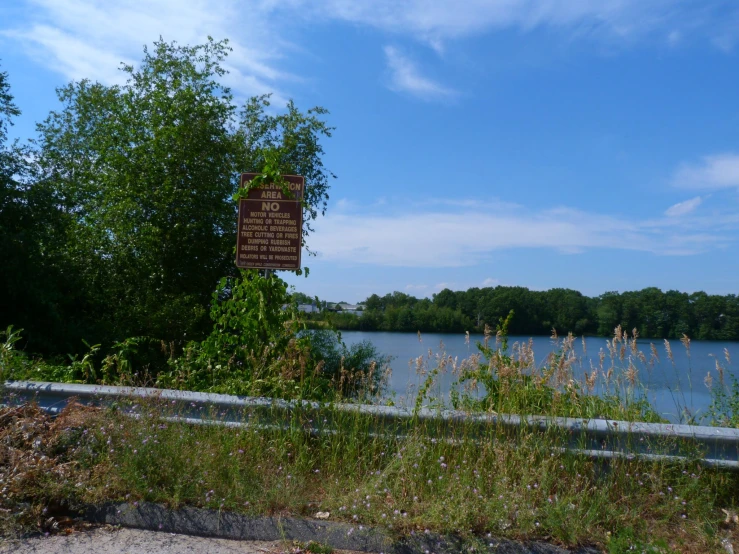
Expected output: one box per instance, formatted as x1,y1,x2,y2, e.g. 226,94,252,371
336,303,364,315
323,302,365,315
297,303,320,314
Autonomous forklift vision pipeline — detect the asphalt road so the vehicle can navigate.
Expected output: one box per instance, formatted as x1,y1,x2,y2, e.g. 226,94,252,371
0,527,355,554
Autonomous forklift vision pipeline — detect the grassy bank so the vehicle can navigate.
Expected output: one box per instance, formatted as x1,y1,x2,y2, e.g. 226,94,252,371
1,400,738,552
2,320,739,551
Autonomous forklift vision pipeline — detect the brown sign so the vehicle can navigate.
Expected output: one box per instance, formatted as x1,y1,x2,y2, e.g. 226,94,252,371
235,173,304,270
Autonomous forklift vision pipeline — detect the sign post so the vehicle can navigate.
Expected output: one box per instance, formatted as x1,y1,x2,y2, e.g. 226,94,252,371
235,173,304,271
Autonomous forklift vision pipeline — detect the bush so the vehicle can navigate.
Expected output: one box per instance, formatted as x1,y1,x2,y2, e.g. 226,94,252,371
304,330,391,399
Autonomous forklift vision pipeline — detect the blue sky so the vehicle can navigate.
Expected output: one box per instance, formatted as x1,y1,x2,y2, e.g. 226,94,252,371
2,0,739,303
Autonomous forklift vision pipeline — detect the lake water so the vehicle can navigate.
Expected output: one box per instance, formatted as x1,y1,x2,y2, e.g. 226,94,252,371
340,331,738,423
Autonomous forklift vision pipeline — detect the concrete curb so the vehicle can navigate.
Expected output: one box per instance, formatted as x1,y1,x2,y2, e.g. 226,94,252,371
82,502,601,554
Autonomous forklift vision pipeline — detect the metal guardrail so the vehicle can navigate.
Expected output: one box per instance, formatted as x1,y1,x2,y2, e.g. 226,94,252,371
3,380,739,470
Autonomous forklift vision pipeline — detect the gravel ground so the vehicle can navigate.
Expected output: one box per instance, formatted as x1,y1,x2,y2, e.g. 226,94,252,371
0,526,358,554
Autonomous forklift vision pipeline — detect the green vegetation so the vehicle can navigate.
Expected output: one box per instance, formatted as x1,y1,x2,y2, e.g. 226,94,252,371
0,40,334,359
2,394,738,551
0,40,391,403
307,287,739,340
446,312,663,423
2,39,739,552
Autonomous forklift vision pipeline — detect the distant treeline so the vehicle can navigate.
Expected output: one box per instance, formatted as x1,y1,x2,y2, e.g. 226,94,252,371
303,287,739,340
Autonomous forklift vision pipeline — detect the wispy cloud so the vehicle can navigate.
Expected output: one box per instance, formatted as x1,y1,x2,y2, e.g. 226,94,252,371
3,0,292,101
308,0,739,50
310,201,735,267
383,46,456,100
5,0,739,105
673,153,739,190
665,196,702,217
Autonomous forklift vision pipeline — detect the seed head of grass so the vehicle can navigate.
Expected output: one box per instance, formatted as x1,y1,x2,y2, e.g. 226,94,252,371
664,339,674,365
680,334,691,357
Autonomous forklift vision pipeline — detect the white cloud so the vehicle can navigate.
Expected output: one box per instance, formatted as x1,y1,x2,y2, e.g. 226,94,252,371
310,201,734,267
310,0,658,41
5,0,739,104
383,46,456,100
4,0,292,102
305,0,739,50
665,196,702,217
673,153,739,190
482,278,500,287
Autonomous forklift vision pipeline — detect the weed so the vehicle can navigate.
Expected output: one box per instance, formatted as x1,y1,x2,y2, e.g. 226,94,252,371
0,401,737,551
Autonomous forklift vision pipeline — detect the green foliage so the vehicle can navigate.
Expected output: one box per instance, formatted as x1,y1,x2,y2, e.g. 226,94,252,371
0,64,20,140
159,280,388,400
451,310,551,415
34,38,240,347
707,376,739,428
2,40,334,359
0,326,25,379
305,330,391,398
160,270,315,398
305,541,334,554
236,95,334,237
0,63,84,355
312,285,739,340
449,311,664,422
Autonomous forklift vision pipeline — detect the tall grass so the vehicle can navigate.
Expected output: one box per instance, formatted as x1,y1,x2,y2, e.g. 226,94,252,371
402,316,736,427
2,322,739,550
1,397,738,552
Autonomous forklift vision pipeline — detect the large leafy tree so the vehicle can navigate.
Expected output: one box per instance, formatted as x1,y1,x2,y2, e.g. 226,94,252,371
0,63,81,353
34,39,334,348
